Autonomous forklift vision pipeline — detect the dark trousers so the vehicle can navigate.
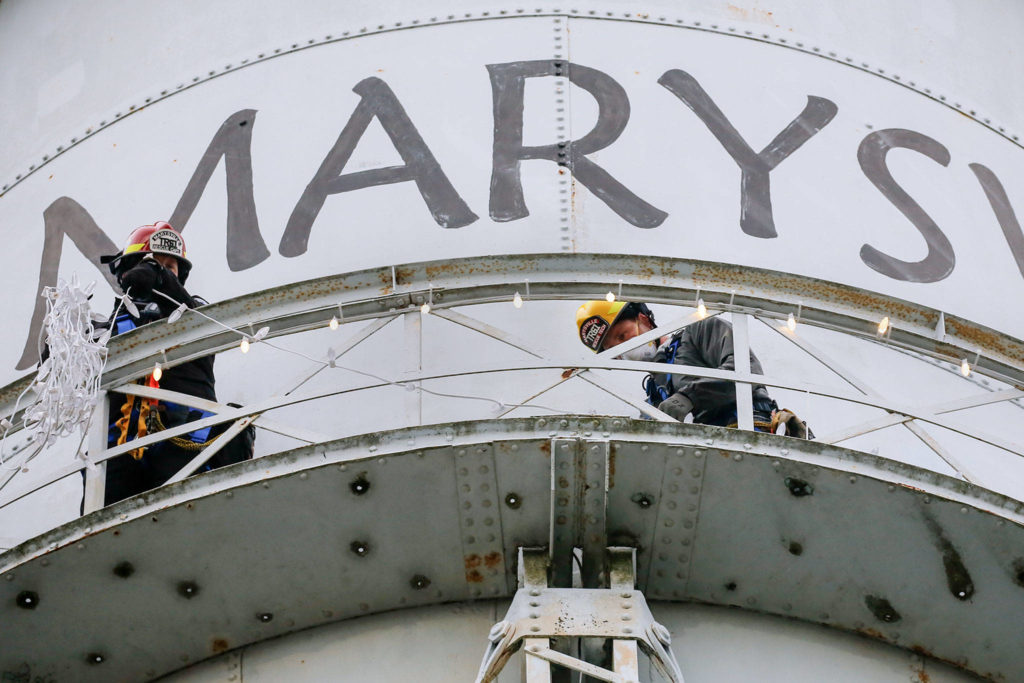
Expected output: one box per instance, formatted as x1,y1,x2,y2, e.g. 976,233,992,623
86,422,254,508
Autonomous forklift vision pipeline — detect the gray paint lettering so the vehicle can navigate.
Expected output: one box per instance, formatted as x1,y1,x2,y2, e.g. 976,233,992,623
18,198,119,370
487,60,667,228
280,77,477,257
858,129,955,282
968,163,1024,281
658,69,838,238
170,109,271,271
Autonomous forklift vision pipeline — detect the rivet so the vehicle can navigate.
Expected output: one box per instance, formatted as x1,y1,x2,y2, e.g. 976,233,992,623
113,561,135,578
350,540,370,557
86,652,105,665
15,591,39,609
410,574,431,589
258,612,274,622
177,581,200,599
849,476,856,484
299,472,308,480
733,453,743,461
530,589,542,596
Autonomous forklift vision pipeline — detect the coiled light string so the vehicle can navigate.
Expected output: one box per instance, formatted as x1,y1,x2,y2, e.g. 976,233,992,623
1,277,118,468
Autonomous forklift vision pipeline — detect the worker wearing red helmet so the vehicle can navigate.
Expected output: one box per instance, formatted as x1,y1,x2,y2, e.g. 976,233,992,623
96,222,253,505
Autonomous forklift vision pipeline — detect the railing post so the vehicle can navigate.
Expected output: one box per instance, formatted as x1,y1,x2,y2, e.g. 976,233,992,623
82,390,109,514
731,312,755,431
404,311,423,426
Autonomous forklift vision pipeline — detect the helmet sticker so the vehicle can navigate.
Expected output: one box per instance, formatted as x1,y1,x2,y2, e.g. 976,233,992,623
149,229,184,257
580,316,609,351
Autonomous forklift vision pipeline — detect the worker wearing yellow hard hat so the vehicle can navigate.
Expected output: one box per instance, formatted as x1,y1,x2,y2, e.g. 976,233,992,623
575,300,810,436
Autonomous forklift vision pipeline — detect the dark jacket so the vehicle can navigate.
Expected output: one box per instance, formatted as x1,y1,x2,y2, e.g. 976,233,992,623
99,260,216,408
646,316,773,424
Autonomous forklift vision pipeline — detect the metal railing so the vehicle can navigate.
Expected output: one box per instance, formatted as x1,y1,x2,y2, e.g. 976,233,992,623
0,253,1021,524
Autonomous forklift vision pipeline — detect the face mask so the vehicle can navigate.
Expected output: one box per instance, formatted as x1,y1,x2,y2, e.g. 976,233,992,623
620,320,658,362
621,342,658,362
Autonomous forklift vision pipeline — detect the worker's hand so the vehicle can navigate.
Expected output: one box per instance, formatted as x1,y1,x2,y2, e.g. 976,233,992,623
118,260,160,296
658,393,693,421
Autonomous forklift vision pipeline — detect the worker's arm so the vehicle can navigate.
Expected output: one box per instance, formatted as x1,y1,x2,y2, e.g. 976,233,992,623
120,258,197,314
662,317,766,419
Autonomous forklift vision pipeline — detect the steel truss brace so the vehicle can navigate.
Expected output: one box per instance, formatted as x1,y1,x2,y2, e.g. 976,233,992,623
475,548,683,683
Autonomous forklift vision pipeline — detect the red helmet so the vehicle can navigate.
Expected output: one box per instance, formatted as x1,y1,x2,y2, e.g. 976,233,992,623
101,222,192,283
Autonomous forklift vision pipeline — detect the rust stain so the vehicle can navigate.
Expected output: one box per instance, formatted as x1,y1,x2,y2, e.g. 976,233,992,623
483,551,502,569
909,645,978,676
561,368,575,379
856,626,886,640
465,554,486,583
539,441,551,455
211,638,229,654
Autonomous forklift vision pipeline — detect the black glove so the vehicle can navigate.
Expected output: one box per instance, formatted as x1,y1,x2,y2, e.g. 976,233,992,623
152,268,193,313
118,260,161,296
658,393,693,421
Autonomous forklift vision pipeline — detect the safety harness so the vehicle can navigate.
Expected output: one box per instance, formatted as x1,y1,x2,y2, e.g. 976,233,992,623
641,334,777,432
642,337,681,406
108,313,218,459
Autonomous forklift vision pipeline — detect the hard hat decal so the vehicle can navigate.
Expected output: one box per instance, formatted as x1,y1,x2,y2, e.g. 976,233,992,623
580,316,610,351
149,229,185,257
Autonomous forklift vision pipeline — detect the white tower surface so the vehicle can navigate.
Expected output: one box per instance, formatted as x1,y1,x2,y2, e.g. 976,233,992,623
1,1,1023,680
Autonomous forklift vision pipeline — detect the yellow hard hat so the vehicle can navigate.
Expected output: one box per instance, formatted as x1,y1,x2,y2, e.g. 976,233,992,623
576,300,627,352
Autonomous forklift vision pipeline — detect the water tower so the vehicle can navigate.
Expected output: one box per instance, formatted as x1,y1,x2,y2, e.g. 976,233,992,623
1,2,1023,680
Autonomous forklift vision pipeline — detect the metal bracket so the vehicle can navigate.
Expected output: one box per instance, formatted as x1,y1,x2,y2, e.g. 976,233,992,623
475,548,684,683
549,437,609,588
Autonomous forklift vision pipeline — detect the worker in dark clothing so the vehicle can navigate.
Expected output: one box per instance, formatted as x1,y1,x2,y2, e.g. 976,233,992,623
96,222,253,505
575,300,808,435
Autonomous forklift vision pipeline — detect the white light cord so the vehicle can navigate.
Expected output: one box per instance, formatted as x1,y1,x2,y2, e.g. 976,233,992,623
1,277,110,468
151,289,566,415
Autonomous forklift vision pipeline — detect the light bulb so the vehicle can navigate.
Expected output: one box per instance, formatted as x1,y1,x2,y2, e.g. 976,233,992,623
240,338,250,354
696,298,707,319
960,358,970,377
513,291,523,308
329,316,339,330
152,363,162,382
605,291,615,302
786,313,797,332
878,316,890,335
420,302,431,315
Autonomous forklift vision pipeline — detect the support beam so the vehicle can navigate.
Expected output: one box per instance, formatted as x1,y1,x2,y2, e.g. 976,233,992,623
731,312,755,431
